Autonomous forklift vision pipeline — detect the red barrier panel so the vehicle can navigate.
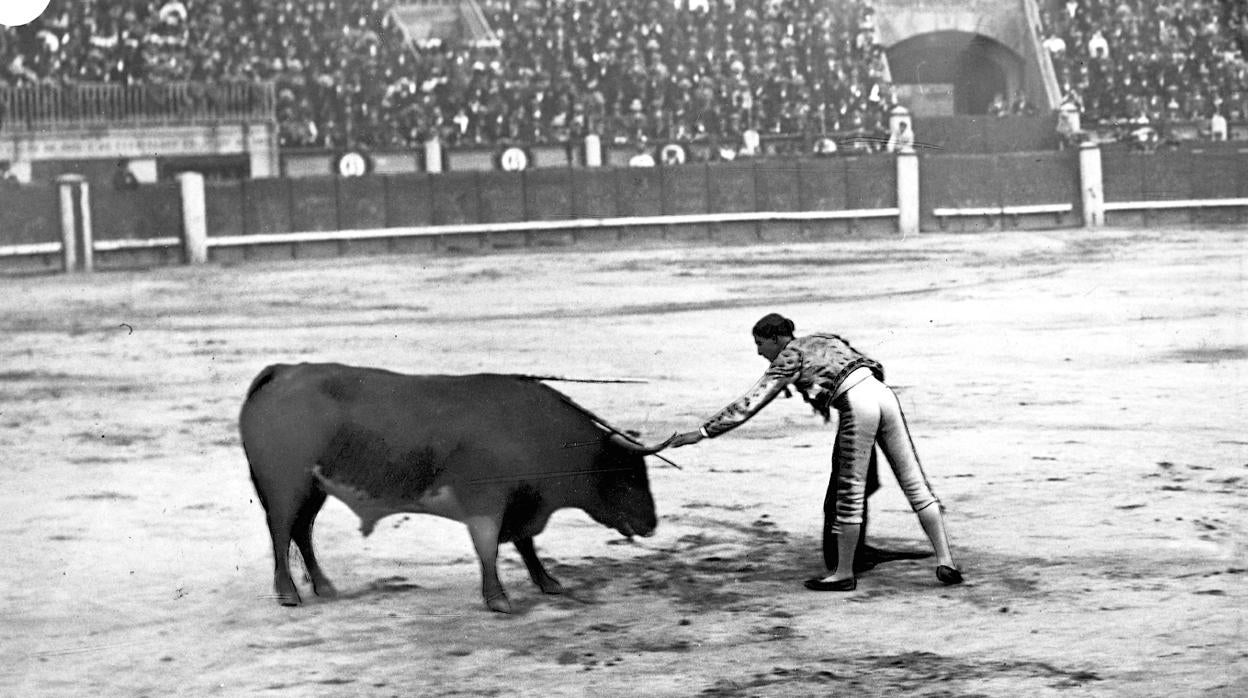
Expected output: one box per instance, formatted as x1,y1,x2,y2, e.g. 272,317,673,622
1101,151,1144,204
0,185,59,245
477,171,526,223
707,161,756,213
995,152,1078,205
1189,152,1244,224
91,183,182,241
243,178,292,235
205,181,245,237
616,167,663,217
843,156,895,210
431,171,481,225
1189,154,1240,199
920,154,1001,208
337,176,387,230
661,163,708,215
524,168,574,220
289,177,339,232
571,168,618,219
383,174,433,227
919,154,1001,231
756,159,802,211
798,158,847,211
1141,152,1193,200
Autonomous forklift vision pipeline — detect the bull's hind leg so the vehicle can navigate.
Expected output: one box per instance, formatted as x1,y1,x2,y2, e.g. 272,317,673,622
291,488,337,600
264,504,303,607
256,473,318,607
465,514,511,614
516,537,564,595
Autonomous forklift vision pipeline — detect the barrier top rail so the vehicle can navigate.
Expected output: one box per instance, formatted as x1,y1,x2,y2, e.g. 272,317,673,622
0,81,276,133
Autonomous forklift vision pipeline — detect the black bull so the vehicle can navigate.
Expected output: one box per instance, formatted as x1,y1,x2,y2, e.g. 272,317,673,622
240,363,673,613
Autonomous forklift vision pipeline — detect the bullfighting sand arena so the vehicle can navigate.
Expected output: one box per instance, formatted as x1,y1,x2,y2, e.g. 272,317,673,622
2,226,1245,696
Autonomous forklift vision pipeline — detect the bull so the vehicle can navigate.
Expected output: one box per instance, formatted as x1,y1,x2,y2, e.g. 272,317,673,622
240,363,673,613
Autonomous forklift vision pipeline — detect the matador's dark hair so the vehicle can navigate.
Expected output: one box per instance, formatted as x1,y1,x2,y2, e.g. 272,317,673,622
752,313,795,339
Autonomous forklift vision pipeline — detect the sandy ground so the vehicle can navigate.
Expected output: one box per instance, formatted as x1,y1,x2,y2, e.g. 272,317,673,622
1,227,1245,696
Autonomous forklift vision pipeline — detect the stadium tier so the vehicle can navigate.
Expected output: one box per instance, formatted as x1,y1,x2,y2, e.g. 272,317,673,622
1,0,1244,157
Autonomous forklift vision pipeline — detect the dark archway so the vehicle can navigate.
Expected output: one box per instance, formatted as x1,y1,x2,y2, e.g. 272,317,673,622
887,31,1017,115
954,36,1008,114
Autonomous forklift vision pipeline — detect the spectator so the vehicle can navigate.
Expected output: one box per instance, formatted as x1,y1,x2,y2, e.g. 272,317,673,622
886,119,913,152
628,137,655,167
0,161,20,187
112,158,139,190
1087,29,1109,59
12,0,1239,149
1209,110,1228,140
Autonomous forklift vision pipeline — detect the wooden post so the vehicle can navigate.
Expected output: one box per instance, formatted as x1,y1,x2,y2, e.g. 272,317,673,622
1079,141,1104,228
178,171,209,264
896,148,920,236
56,174,93,273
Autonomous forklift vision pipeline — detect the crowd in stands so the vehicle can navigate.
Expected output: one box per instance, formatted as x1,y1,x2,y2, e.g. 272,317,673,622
3,0,1247,150
1040,0,1248,132
1,0,894,151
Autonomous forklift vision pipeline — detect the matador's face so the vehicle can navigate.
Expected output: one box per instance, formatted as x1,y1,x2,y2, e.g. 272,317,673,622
753,334,789,362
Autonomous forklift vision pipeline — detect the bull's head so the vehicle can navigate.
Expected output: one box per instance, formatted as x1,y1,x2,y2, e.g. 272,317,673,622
588,432,674,539
607,432,677,456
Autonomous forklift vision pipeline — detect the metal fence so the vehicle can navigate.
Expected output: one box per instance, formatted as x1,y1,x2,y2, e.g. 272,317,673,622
0,81,275,132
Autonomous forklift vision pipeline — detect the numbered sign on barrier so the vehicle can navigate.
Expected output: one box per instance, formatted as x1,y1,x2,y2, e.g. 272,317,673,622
659,143,687,166
335,150,372,177
498,147,530,171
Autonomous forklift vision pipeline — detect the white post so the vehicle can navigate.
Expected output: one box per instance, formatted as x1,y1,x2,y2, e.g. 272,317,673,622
178,172,209,264
424,137,443,174
78,179,93,272
56,174,93,273
1079,141,1104,228
57,175,79,273
583,134,603,167
896,148,920,236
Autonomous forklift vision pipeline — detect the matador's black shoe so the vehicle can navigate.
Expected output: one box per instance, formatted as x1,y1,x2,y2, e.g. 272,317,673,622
936,565,964,586
803,576,857,592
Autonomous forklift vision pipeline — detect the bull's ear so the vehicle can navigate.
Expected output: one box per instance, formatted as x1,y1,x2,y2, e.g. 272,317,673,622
609,432,677,455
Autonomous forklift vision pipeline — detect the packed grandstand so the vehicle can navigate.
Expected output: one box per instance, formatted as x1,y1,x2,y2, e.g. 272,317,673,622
1,0,1246,151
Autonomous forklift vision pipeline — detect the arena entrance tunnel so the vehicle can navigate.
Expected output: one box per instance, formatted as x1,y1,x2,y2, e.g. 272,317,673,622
887,31,1020,115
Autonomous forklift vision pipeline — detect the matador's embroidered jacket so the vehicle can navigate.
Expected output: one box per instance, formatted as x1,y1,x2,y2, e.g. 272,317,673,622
701,333,884,437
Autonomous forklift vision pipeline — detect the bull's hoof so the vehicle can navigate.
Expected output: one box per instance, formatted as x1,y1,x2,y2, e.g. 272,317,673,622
485,592,512,614
277,592,302,607
313,580,339,599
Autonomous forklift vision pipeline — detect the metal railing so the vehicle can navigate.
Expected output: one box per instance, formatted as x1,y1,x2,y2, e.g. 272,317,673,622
0,81,276,132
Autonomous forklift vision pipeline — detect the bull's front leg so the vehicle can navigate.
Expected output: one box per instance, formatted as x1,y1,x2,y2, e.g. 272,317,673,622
464,514,511,614
515,537,564,595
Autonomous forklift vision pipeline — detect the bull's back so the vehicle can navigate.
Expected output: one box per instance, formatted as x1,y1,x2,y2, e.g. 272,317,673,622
240,364,602,479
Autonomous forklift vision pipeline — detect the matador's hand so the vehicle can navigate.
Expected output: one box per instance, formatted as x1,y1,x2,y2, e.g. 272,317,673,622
669,431,705,448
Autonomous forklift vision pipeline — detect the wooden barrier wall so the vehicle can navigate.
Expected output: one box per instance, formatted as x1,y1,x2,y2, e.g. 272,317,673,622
200,156,898,242
4,147,1248,273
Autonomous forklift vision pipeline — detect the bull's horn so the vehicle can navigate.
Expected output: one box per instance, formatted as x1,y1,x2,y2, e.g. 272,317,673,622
609,432,678,455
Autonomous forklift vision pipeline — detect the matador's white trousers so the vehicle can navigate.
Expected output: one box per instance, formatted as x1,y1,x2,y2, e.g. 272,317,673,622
827,376,939,530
